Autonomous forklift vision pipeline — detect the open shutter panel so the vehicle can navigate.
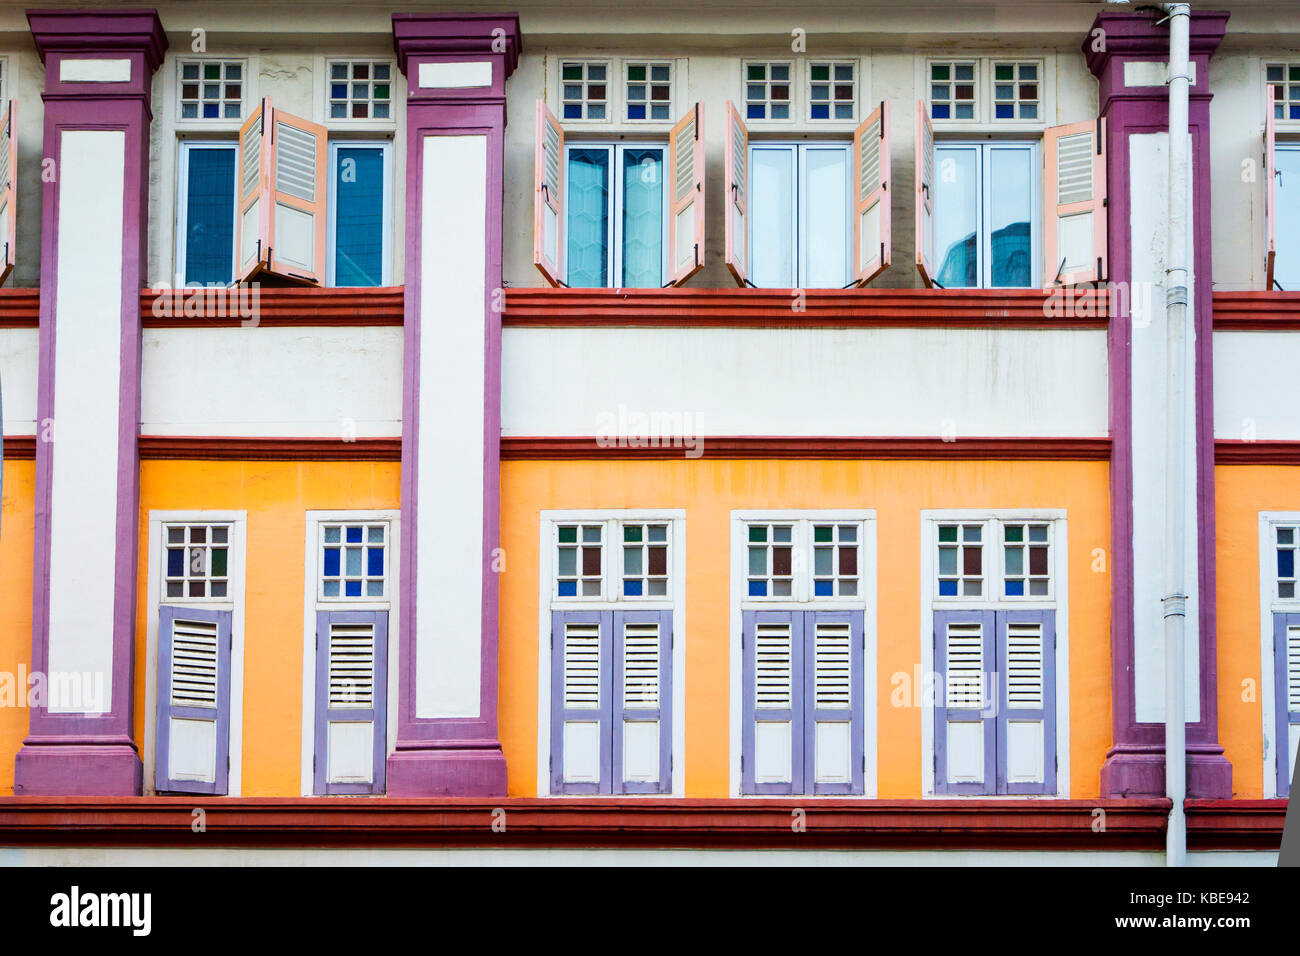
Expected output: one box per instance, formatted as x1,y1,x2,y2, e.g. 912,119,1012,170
666,103,704,286
724,101,749,287
313,610,388,795
612,610,672,793
551,610,611,794
805,611,864,795
533,99,564,286
155,606,231,795
1044,118,1108,287
236,97,269,282
266,107,327,284
0,100,15,285
915,100,935,287
934,609,996,794
852,100,890,286
1272,613,1300,797
997,610,1056,795
1266,87,1277,291
742,610,803,794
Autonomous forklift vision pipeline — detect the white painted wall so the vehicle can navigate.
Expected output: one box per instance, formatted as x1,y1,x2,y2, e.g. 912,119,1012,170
1216,331,1300,440
0,327,36,434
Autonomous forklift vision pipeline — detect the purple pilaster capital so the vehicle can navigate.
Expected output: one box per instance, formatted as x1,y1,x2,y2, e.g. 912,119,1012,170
28,8,168,101
392,12,521,102
1083,10,1227,110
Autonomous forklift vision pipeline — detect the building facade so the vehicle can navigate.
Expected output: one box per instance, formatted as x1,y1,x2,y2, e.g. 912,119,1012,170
0,1,1292,863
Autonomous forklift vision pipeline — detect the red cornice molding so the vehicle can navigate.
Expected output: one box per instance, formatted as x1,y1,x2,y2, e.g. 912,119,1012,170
0,289,39,327
1215,440,1300,465
502,436,1112,461
1185,799,1288,852
502,287,1111,329
1213,291,1300,330
141,286,404,328
137,436,401,461
0,797,1178,851
2,436,35,460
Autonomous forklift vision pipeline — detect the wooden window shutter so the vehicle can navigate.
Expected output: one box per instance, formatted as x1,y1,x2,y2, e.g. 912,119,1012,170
666,102,705,286
1272,613,1300,796
804,610,864,795
155,606,232,795
742,610,804,795
914,100,935,287
1044,118,1108,287
1266,87,1277,290
235,96,327,285
313,610,388,795
533,99,565,287
724,101,749,287
933,609,996,794
996,610,1056,795
852,100,890,287
612,610,672,793
550,609,611,794
0,100,15,286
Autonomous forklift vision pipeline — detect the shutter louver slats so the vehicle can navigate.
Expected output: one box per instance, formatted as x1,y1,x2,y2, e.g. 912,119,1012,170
533,100,565,286
622,622,660,708
156,606,231,795
328,622,375,709
813,622,852,709
1055,132,1094,205
1005,622,1044,709
724,101,749,286
274,120,317,201
945,622,984,709
755,622,793,708
1287,625,1300,711
170,619,219,709
563,622,602,709
241,118,262,202
666,103,705,285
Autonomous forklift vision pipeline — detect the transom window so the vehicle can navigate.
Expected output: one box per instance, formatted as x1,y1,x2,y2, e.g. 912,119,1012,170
1002,522,1051,597
745,517,866,602
744,62,792,120
747,523,795,597
625,61,672,121
327,60,393,120
808,61,856,121
554,519,673,601
936,517,1056,601
561,61,609,120
1277,525,1299,598
179,60,243,120
992,61,1039,120
1268,63,1300,122
164,523,232,599
937,523,985,597
620,523,669,597
813,524,859,597
929,61,977,120
556,523,606,598
319,522,387,599
565,142,666,288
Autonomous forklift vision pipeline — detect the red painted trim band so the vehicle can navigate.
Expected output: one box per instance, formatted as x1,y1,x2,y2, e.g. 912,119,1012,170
1212,291,1300,330
501,436,1112,461
1215,440,1300,465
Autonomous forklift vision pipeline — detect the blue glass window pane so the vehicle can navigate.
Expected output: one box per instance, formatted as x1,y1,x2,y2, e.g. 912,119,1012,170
747,104,765,119
345,580,362,597
1275,147,1300,291
934,146,979,288
167,549,184,577
624,580,643,596
995,103,1014,119
811,104,829,119
334,147,385,286
939,580,958,596
368,548,384,576
621,148,663,287
183,147,236,285
748,580,767,597
332,83,347,99
1021,103,1037,119
203,103,219,118
749,146,794,288
346,548,362,574
1006,580,1025,596
628,104,646,120
1280,549,1295,578
563,104,581,119
324,548,340,575
932,104,950,119
566,148,610,287
988,147,1033,288
346,526,363,543
323,581,340,597
814,580,833,596
558,581,577,597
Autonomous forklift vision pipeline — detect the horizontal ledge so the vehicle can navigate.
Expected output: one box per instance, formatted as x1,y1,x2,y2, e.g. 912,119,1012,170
0,437,401,461
1215,440,1300,464
1211,291,1300,329
501,436,1112,461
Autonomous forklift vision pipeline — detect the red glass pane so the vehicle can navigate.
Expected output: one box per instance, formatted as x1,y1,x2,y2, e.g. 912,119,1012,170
773,547,792,575
1029,546,1048,575
839,546,857,576
582,547,601,575
963,546,982,575
648,546,667,575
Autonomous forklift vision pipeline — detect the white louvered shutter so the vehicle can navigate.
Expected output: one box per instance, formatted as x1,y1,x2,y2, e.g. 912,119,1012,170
1044,119,1107,287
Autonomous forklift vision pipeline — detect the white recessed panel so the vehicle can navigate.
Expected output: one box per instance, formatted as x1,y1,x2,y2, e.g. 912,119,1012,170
946,722,984,784
169,717,216,782
754,721,792,783
814,721,851,783
623,720,659,783
328,721,374,783
418,61,491,89
1005,719,1045,784
60,58,131,83
563,721,601,783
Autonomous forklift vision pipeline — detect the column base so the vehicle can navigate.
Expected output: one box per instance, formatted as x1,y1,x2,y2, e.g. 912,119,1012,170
13,740,143,796
386,745,508,797
1101,744,1233,798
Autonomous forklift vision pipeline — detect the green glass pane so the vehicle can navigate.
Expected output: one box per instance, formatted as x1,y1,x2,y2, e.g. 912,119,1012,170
624,525,642,543
1004,525,1023,543
814,526,832,543
212,548,228,576
204,63,221,80
747,64,766,80
811,64,829,82
932,64,950,81
628,65,646,81
558,526,577,544
996,64,1013,81
748,526,767,543
562,64,582,80
1291,66,1300,82
938,526,958,543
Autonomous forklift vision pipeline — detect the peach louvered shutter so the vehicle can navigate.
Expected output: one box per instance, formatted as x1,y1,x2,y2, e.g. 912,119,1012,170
852,100,890,286
666,103,704,286
724,101,748,286
0,100,15,286
1043,118,1108,287
914,100,935,287
533,99,564,286
1266,86,1277,290
236,97,327,285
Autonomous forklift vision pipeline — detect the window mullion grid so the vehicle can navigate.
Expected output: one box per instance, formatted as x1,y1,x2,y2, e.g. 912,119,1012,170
797,520,812,604
606,517,620,601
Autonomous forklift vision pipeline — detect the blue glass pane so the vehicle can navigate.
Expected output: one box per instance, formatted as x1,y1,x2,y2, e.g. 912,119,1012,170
995,103,1014,119
334,147,385,286
346,526,363,543
203,103,219,118
748,580,768,597
989,147,1033,287
1006,580,1025,596
747,104,765,119
183,147,236,285
939,580,958,596
1280,549,1295,578
345,580,362,597
332,84,347,99
932,104,950,119
324,547,340,576
628,104,646,120
167,548,184,577
346,548,362,575
368,547,384,576
558,581,577,597
621,148,663,287
814,580,833,596
323,581,340,597
566,148,610,287
563,104,582,119
934,146,979,288
1276,148,1300,291
811,104,829,119
624,580,643,596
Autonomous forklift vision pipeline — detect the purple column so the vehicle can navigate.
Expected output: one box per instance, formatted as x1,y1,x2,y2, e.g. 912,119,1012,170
386,13,520,796
13,10,166,796
1085,10,1233,798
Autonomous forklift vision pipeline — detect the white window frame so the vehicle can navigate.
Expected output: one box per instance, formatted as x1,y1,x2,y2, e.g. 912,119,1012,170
728,509,878,798
739,56,869,132
622,59,676,123
1258,512,1300,797
930,515,1058,605
143,510,247,796
173,56,253,128
159,517,237,602
537,509,686,797
174,140,239,287
561,141,671,289
300,509,400,797
1266,60,1300,131
920,509,1070,798
326,138,394,287
805,58,859,123
921,55,1053,132
548,55,688,133
313,54,400,131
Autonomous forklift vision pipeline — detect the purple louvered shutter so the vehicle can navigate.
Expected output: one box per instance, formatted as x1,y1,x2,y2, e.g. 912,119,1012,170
934,608,996,795
612,609,672,793
551,609,612,794
155,605,231,795
996,609,1056,795
804,609,864,795
742,609,804,795
1274,612,1300,797
313,609,388,795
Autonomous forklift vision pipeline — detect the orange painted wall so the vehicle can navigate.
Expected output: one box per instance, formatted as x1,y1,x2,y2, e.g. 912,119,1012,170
0,460,35,795
1213,464,1300,799
498,458,1112,798
134,460,399,796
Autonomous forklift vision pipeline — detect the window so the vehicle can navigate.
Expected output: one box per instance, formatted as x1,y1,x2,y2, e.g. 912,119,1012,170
1272,144,1300,291
561,60,609,120
545,513,680,795
564,142,666,287
163,522,232,599
1267,63,1300,122
624,61,672,121
318,520,388,599
929,60,977,120
327,140,392,286
176,142,237,285
926,513,1064,796
748,142,852,287
744,61,792,120
931,141,1038,288
734,512,874,796
808,61,856,121
928,57,1044,124
992,61,1040,120
326,59,393,120
1262,515,1300,796
178,59,244,120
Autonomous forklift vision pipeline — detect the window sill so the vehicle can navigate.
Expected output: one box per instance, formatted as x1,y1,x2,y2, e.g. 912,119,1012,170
141,285,404,327
1213,290,1300,329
